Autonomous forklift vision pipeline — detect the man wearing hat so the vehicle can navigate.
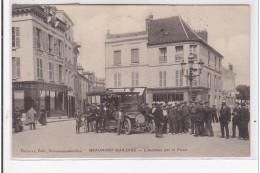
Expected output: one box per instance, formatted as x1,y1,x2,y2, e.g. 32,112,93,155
204,101,214,137
176,103,183,134
219,101,231,139
190,101,197,134
239,103,250,140
167,103,176,134
182,101,190,134
154,103,164,137
194,101,205,137
232,102,241,138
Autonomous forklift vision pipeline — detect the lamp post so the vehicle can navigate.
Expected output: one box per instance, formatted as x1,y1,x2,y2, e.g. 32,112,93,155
180,53,204,105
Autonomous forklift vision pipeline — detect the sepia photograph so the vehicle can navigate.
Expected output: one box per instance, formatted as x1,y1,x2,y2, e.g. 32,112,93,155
10,4,251,158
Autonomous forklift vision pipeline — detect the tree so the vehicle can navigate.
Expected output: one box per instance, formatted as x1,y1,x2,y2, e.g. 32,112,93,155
236,85,250,102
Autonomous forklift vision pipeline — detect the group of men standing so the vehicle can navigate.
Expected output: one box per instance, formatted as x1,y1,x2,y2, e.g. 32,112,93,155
151,101,217,138
75,103,118,134
151,100,250,140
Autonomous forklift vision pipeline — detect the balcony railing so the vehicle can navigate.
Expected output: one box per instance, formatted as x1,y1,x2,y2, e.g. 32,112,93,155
159,56,167,62
175,54,184,61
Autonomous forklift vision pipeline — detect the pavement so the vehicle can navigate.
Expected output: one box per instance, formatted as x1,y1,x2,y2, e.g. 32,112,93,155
46,116,74,123
12,120,250,158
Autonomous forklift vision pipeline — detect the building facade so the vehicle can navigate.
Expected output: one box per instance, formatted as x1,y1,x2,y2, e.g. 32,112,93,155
105,15,224,107
12,5,82,116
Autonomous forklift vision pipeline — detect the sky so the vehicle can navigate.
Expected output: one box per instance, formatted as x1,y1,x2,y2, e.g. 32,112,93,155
57,5,250,86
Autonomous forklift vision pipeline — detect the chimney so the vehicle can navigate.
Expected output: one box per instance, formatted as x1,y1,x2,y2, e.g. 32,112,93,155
229,64,233,71
145,14,153,32
195,30,208,43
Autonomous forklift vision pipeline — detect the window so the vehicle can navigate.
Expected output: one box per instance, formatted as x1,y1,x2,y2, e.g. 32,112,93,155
65,44,67,61
114,73,121,87
131,72,139,86
58,40,63,58
219,77,221,90
180,70,183,86
214,75,217,90
207,73,211,88
175,46,184,61
215,56,217,69
186,70,189,85
131,49,139,63
219,59,221,71
208,52,210,66
12,27,20,48
159,71,166,87
48,34,53,53
153,93,184,102
49,62,54,81
190,45,197,54
56,64,59,82
37,58,43,78
114,50,121,65
159,48,167,62
176,70,179,86
36,28,42,49
12,57,20,78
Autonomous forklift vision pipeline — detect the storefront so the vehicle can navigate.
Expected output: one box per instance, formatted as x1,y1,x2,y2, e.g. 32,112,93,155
12,81,71,117
146,87,209,105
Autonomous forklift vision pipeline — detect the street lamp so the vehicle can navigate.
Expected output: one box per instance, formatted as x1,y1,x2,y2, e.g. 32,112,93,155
180,53,204,105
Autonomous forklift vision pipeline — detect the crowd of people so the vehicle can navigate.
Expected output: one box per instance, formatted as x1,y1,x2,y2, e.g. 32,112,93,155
13,106,47,133
150,101,250,140
74,100,250,141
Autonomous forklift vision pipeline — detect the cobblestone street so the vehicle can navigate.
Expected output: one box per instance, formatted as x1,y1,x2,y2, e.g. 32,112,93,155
12,120,250,158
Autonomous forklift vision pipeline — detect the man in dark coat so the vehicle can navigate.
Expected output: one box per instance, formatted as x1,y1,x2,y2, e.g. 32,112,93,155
75,108,82,134
39,106,47,125
167,103,175,134
190,102,197,134
232,102,241,138
194,102,205,137
204,101,214,136
219,101,231,139
154,103,163,137
175,103,183,134
182,101,190,133
95,105,102,133
240,103,250,140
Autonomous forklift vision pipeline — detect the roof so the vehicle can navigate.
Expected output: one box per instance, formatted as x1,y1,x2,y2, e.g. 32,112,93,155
147,16,223,58
107,31,147,39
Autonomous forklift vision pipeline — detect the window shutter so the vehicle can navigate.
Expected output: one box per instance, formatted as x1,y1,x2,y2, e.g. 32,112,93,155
159,71,162,87
114,74,117,87
42,32,46,51
136,72,139,86
131,72,134,86
118,73,121,87
15,27,20,47
180,70,183,86
176,70,179,86
12,27,15,48
40,30,43,50
163,71,166,87
51,37,54,54
12,57,16,78
33,26,37,48
40,59,43,78
16,58,20,77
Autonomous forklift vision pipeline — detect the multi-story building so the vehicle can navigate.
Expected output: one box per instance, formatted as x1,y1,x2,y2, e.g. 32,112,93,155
105,15,223,106
12,5,81,116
